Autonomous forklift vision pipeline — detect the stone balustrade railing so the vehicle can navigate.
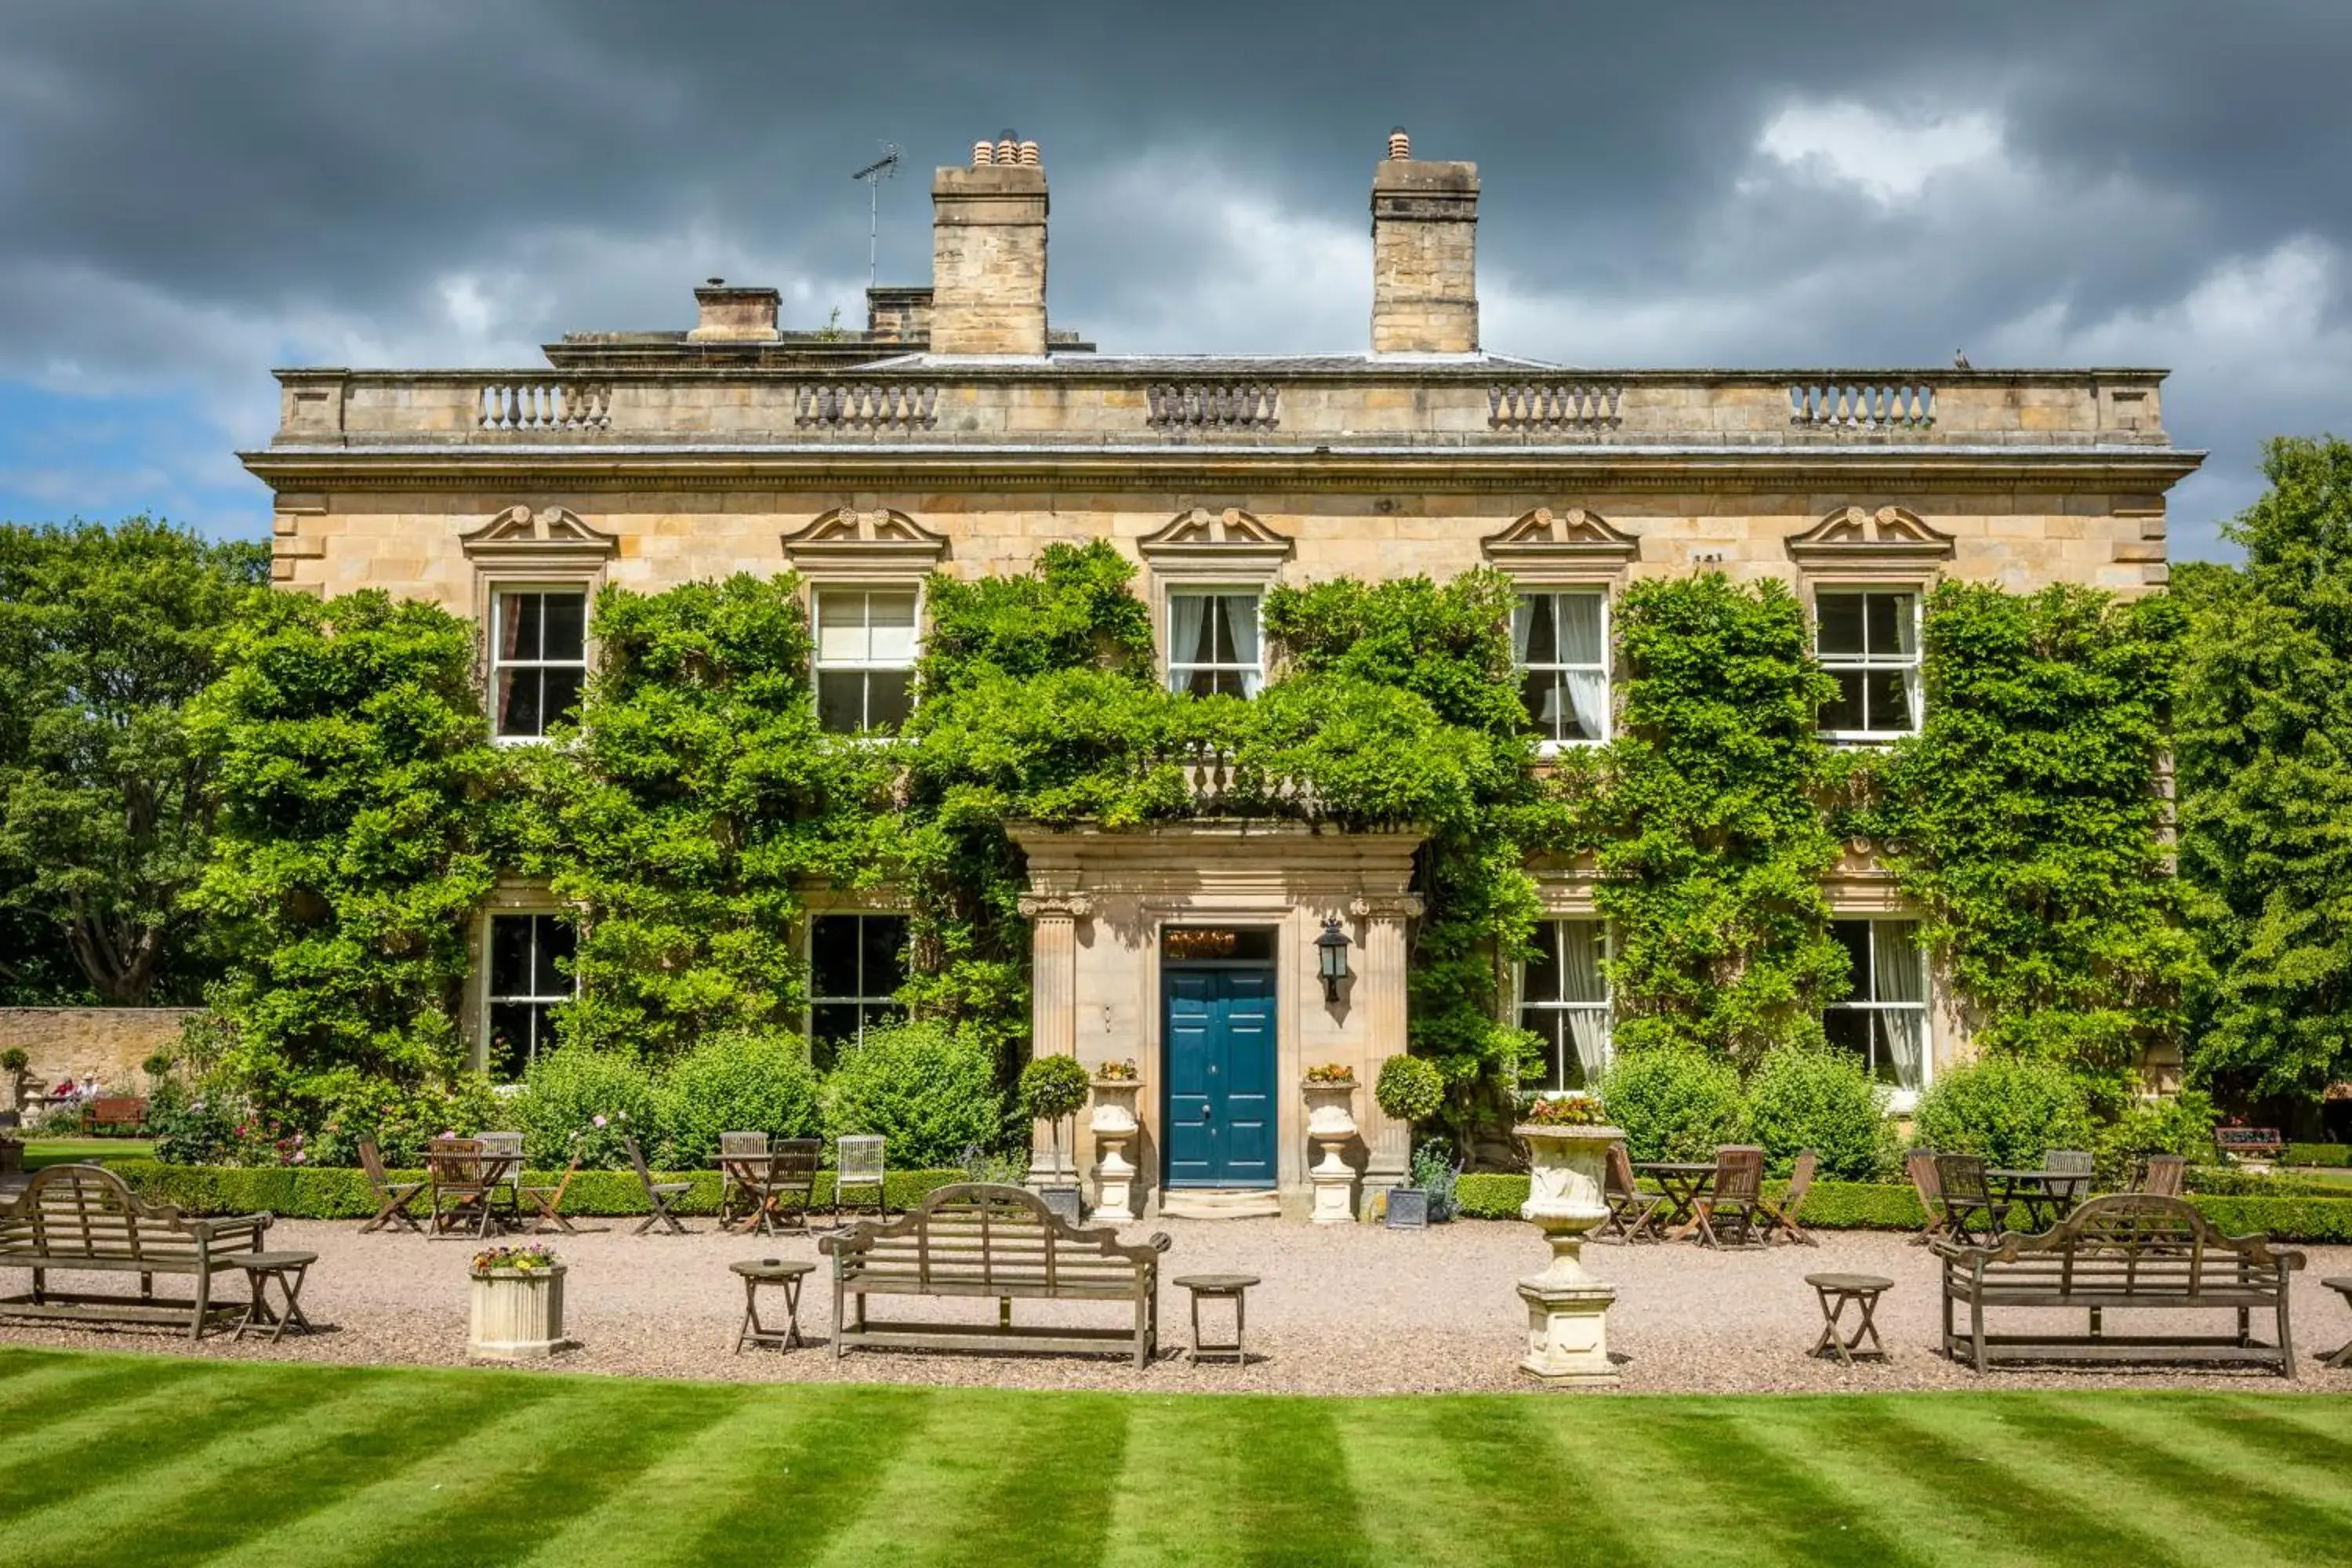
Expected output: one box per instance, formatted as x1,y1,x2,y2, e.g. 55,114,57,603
273,366,2170,447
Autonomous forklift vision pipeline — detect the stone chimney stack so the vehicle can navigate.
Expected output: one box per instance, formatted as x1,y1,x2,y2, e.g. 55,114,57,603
687,278,780,342
1369,128,1479,355
929,130,1049,357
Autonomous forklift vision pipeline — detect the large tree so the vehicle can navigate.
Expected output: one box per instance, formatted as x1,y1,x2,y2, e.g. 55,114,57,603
2177,435,2352,1101
0,518,267,1004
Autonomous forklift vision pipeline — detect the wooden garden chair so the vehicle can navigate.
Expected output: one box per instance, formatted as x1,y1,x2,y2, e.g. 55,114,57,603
1691,1145,1765,1248
1598,1142,1666,1242
2041,1147,2096,1220
834,1135,887,1220
1756,1149,1820,1245
2133,1153,2187,1197
624,1135,692,1235
1933,1152,2009,1245
426,1138,497,1239
1905,1149,1948,1244
520,1149,584,1234
742,1139,822,1236
717,1131,768,1225
358,1135,426,1234
477,1131,526,1224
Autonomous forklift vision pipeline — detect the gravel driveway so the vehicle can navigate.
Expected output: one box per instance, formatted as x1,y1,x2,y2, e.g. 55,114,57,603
5,1217,2347,1395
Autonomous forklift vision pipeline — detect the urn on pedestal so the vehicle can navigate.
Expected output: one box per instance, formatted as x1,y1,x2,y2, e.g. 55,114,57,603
1514,1110,1621,1385
468,1245,567,1360
1088,1065,1142,1223
1301,1065,1360,1225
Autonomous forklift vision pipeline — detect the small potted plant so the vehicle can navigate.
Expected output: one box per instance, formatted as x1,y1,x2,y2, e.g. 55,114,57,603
1019,1054,1091,1223
1374,1054,1445,1229
467,1243,567,1360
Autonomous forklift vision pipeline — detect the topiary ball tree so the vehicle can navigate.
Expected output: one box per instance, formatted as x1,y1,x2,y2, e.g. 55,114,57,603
1018,1054,1091,1182
1375,1054,1445,1127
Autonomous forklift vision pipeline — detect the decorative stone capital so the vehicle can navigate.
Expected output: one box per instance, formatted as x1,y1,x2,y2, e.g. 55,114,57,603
1017,892,1093,921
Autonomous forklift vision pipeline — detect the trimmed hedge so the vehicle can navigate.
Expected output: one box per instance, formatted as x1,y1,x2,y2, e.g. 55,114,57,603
98,1161,963,1220
1450,1171,2352,1242
2284,1142,2351,1167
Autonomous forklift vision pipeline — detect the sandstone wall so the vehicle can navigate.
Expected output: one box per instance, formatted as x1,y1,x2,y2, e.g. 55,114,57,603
0,1008,194,1109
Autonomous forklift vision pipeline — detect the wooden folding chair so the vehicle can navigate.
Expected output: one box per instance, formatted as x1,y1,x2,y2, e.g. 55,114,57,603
1933,1152,2009,1244
743,1139,821,1236
2041,1147,2095,1221
426,1138,496,1239
1598,1142,1666,1242
834,1135,887,1220
1756,1149,1819,1245
520,1150,584,1234
2133,1152,2187,1197
624,1135,693,1235
358,1134,426,1234
1692,1145,1765,1248
477,1131,525,1225
717,1131,768,1225
1905,1149,1948,1244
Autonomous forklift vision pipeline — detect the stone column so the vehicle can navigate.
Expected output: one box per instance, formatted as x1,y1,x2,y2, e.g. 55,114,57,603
1018,891,1090,1184
1351,894,1422,1212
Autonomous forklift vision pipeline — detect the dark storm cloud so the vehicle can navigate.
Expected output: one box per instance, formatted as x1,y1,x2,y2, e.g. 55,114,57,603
3,0,2349,552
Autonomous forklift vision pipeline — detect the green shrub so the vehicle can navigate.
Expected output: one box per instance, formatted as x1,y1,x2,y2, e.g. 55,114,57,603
824,1022,1006,1168
310,1073,506,1167
513,1047,662,1168
1599,1050,1748,1163
657,1030,822,1166
2090,1091,2217,1188
1745,1045,1892,1180
2285,1142,2351,1168
1375,1054,1446,1125
1910,1058,2092,1167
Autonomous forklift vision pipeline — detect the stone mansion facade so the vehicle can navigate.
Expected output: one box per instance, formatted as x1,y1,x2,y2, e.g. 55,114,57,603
244,129,2198,1217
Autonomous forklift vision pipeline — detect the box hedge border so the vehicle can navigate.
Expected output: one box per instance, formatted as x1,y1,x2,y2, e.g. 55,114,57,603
96,1162,964,1221
1453,1172,2352,1243
2283,1142,2350,1168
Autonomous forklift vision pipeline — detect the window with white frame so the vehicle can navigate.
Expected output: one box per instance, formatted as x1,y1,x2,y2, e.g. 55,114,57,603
1519,918,1612,1091
486,912,575,1080
1514,590,1610,745
1166,590,1264,697
814,588,918,735
492,590,587,739
809,913,908,1065
1824,918,1929,1097
1816,589,1922,740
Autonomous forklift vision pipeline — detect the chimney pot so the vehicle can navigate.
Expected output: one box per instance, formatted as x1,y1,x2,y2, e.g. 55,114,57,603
995,133,1019,165
972,139,993,166
1018,140,1040,166
1387,127,1411,160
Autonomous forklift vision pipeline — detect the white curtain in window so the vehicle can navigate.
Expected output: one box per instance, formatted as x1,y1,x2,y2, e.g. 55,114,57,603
1560,923,1610,1078
1560,593,1605,665
1873,921,1927,1089
816,590,867,662
868,591,918,665
1895,596,1924,728
1566,1011,1610,1081
1511,596,1536,663
1168,594,1207,691
1225,593,1264,696
1566,670,1608,740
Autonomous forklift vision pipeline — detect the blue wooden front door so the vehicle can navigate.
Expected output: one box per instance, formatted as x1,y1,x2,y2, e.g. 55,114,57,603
1163,967,1277,1188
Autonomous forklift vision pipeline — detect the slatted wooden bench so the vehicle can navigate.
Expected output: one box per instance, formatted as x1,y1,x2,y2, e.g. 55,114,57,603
2214,1126,2284,1162
85,1097,148,1134
1933,1193,2306,1377
819,1182,1171,1370
0,1163,274,1339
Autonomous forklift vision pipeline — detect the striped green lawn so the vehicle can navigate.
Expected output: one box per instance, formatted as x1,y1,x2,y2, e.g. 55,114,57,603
2,1348,2349,1567
18,1140,154,1170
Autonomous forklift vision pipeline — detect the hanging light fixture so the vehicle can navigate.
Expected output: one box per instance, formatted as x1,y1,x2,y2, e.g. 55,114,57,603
1316,916,1352,1004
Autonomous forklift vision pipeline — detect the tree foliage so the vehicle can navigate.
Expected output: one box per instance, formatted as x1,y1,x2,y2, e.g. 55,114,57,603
2176,435,2352,1100
0,518,267,1003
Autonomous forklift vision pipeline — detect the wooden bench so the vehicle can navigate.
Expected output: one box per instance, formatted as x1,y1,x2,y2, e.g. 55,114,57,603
2215,1126,2284,1162
819,1183,1171,1370
1934,1193,2306,1377
0,1163,274,1339
85,1097,148,1134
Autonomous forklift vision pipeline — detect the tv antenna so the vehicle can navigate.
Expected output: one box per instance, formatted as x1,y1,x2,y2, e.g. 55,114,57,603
851,143,901,291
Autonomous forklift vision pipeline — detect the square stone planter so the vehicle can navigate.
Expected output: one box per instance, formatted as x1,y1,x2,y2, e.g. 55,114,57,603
468,1265,567,1360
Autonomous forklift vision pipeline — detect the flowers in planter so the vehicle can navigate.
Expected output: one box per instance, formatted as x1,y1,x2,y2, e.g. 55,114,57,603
472,1243,560,1274
1095,1059,1139,1082
1520,1094,1607,1128
1303,1062,1356,1085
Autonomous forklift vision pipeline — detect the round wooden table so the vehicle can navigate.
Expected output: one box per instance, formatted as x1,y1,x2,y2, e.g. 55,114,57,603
731,1258,815,1353
1174,1273,1260,1365
1806,1272,1893,1366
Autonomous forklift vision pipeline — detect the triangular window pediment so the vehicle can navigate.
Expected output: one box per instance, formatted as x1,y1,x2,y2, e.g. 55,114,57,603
460,505,619,569
1481,506,1639,567
1787,506,1955,567
781,507,949,575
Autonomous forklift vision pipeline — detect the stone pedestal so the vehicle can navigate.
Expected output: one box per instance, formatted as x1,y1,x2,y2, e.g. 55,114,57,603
1515,1123,1621,1385
469,1265,566,1360
1088,1080,1142,1222
1303,1080,1360,1225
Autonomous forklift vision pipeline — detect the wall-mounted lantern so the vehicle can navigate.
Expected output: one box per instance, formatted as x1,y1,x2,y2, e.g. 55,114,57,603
1316,916,1352,1004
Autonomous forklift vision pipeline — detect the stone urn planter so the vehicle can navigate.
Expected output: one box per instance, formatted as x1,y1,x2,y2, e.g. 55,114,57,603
1514,1121,1622,1385
1088,1076,1143,1223
1301,1073,1359,1225
468,1248,567,1360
